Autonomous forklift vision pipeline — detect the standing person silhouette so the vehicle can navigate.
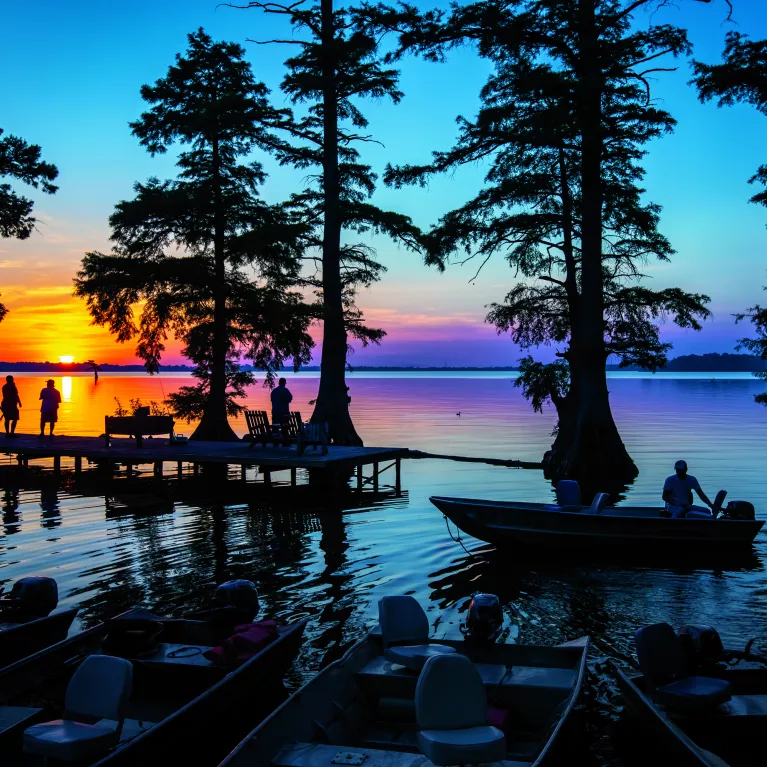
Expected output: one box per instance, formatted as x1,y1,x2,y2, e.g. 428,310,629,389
39,379,62,438
1,375,22,438
270,378,293,426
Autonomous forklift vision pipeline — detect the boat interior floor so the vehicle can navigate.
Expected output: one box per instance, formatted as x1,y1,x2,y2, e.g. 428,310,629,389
273,742,532,767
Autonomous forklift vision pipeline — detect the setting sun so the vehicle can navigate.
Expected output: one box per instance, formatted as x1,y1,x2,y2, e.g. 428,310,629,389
59,355,75,364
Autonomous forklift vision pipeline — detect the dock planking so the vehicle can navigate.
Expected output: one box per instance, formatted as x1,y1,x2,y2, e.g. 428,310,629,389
1,434,406,473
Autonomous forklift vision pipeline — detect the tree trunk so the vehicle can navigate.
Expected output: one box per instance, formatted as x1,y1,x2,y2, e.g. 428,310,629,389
547,0,637,491
192,134,239,442
310,0,363,446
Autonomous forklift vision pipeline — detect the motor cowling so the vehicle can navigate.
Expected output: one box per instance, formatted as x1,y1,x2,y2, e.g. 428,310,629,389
722,501,755,521
465,593,503,643
678,625,724,669
7,577,58,618
214,580,260,621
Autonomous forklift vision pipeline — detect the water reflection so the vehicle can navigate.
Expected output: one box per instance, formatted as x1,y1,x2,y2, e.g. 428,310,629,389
1,375,767,765
40,487,61,529
61,376,72,402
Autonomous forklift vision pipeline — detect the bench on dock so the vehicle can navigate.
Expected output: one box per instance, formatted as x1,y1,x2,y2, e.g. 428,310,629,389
245,410,329,455
104,409,175,448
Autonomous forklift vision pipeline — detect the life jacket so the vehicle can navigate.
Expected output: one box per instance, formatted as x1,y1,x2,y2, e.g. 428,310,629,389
202,620,279,667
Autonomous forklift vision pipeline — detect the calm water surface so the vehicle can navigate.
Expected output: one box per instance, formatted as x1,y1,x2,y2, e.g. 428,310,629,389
2,372,767,760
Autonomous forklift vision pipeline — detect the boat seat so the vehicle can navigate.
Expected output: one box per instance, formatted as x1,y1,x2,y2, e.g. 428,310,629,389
23,719,121,761
386,644,455,671
556,480,581,507
24,655,133,762
634,623,732,714
378,596,456,672
655,676,733,714
416,654,506,766
590,493,610,514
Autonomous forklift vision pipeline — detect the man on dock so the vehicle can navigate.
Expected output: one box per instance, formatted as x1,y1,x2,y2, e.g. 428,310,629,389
39,379,62,438
662,460,714,518
270,378,293,426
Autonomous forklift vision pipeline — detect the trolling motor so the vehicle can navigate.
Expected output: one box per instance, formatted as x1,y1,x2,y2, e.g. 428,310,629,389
0,577,59,621
462,593,503,643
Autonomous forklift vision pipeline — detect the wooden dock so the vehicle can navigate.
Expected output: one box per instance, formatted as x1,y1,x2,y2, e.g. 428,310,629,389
1,434,406,492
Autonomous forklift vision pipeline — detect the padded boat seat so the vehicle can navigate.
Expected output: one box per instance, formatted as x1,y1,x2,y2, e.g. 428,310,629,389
419,725,506,766
23,719,120,761
634,623,732,714
386,644,456,672
656,677,732,713
379,596,456,672
416,654,506,766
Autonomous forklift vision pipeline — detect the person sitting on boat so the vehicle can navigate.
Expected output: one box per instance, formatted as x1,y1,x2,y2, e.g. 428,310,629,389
662,460,714,519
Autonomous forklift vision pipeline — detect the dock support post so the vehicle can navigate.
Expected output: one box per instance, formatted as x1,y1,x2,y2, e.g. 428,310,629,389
193,463,200,476
290,468,297,486
395,458,401,495
373,462,379,494
74,456,82,476
263,469,271,489
154,461,163,478
126,463,132,478
241,465,247,482
357,465,362,493
177,462,183,481
53,455,61,474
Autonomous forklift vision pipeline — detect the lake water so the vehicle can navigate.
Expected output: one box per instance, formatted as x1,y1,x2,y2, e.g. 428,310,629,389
2,371,767,762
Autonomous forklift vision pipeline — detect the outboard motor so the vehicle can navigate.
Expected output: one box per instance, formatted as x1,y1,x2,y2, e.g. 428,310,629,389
722,501,756,521
1,577,58,619
464,593,503,643
214,580,260,621
678,625,724,670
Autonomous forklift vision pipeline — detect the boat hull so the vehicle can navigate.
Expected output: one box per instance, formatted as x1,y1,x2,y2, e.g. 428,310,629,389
220,632,589,767
0,612,307,767
431,496,764,550
0,608,78,670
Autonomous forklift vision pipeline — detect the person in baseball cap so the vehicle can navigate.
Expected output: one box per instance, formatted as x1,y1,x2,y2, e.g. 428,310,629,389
662,459,714,519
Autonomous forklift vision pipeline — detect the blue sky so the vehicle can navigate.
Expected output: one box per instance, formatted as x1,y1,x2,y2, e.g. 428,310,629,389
1,0,766,366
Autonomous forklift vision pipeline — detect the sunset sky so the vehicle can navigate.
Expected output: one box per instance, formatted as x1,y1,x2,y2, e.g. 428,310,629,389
1,0,766,367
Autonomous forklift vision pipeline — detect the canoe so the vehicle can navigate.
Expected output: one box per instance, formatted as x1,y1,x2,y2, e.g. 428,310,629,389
218,631,589,767
430,496,764,550
613,661,767,766
0,607,78,670
0,609,308,767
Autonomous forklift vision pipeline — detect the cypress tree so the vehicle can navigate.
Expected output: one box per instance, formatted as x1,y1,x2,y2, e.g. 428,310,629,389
74,29,314,440
370,0,714,490
232,0,422,445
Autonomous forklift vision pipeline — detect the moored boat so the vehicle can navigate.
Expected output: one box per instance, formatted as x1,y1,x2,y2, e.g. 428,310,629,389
430,495,764,550
219,595,588,767
0,577,78,669
613,623,767,767
0,580,307,767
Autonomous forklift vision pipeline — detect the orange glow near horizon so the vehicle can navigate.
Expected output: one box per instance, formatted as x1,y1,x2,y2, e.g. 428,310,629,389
0,290,185,365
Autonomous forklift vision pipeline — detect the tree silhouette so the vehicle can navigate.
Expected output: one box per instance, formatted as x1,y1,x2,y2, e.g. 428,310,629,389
0,128,59,322
74,29,314,440
368,0,713,489
231,0,422,446
693,31,767,403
